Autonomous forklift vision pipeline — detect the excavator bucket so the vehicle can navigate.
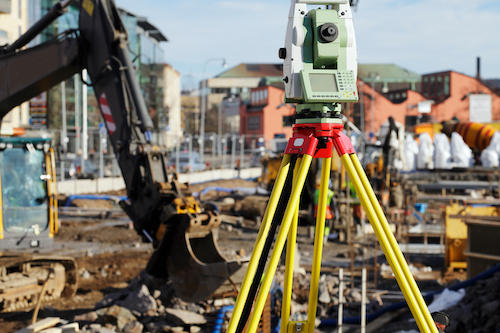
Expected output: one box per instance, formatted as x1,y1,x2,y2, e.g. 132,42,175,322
147,203,247,302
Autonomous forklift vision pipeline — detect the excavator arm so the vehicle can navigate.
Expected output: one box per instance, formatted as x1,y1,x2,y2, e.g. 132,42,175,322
0,0,245,301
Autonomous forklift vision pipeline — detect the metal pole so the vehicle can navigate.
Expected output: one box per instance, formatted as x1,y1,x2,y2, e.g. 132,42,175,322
338,268,344,333
231,135,236,169
188,135,193,173
175,139,180,174
212,135,216,167
218,101,222,155
61,81,67,152
60,81,67,181
99,130,104,178
82,70,88,175
199,80,206,163
222,137,227,169
240,135,245,170
74,75,81,157
361,267,367,333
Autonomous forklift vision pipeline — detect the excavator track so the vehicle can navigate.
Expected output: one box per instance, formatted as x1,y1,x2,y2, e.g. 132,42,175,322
0,254,77,312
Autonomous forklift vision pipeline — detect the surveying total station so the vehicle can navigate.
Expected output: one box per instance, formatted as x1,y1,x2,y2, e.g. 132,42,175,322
228,1,442,332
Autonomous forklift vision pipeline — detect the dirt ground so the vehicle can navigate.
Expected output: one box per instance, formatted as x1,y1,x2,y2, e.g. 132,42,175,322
0,250,151,332
0,179,261,332
0,178,417,332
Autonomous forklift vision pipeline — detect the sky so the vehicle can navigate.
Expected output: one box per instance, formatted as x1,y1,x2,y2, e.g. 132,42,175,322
116,0,500,90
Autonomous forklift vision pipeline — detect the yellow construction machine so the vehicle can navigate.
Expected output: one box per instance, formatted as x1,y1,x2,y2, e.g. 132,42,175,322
0,135,78,311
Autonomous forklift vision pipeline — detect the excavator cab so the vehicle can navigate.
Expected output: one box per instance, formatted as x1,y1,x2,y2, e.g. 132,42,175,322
0,136,58,249
0,136,77,312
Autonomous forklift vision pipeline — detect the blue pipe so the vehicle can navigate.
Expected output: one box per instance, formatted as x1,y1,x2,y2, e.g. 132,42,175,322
65,194,128,207
319,263,500,328
212,305,234,333
194,186,268,198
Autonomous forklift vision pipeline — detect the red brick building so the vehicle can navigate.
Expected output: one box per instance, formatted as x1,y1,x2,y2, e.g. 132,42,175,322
239,85,295,148
356,71,500,134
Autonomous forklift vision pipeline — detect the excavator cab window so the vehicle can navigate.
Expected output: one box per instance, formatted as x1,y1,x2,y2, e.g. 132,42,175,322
0,146,48,233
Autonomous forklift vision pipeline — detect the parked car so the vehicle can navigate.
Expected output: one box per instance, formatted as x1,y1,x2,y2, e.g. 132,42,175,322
169,152,207,173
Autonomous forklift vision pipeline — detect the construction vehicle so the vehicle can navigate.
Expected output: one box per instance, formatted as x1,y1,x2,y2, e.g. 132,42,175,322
0,0,244,310
0,135,78,311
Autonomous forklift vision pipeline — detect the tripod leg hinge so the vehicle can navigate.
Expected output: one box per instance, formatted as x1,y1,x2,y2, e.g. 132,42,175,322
333,131,356,156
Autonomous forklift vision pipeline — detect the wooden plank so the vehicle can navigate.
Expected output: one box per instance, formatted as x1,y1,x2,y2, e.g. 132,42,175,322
13,317,60,333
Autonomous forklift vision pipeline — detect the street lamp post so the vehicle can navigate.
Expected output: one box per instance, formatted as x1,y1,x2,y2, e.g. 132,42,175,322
200,58,226,163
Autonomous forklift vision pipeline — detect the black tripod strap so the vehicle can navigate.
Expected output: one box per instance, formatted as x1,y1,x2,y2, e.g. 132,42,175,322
236,155,297,333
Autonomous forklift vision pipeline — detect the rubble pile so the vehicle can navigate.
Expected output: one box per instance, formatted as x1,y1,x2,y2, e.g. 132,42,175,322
71,271,216,332
47,268,381,332
445,271,500,332
276,270,379,322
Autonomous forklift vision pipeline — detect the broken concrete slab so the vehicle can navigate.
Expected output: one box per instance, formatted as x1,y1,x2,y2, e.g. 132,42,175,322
118,285,157,314
165,308,207,325
96,305,136,331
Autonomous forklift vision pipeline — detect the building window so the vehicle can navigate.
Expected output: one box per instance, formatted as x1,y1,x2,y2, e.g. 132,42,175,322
0,29,7,39
444,76,450,95
18,0,21,18
247,115,261,131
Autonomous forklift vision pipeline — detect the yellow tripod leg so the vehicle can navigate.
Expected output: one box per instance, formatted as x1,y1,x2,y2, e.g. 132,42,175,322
306,157,331,333
227,154,292,333
340,154,433,333
246,154,313,333
350,154,437,333
281,158,301,333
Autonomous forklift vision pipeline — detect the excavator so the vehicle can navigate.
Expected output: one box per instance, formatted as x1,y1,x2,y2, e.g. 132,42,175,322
0,0,245,311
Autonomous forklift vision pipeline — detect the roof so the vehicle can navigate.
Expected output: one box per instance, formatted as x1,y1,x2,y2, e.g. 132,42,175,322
484,79,500,89
118,7,168,42
358,64,421,83
216,63,283,78
137,19,168,42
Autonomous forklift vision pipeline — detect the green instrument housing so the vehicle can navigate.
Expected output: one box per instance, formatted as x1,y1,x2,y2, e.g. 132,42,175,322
287,8,358,115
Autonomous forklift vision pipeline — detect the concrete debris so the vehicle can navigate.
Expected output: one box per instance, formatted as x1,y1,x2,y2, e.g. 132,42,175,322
118,284,157,314
318,277,331,304
14,317,62,333
165,308,207,325
80,269,91,279
74,311,99,322
39,322,79,333
121,321,143,333
81,324,115,333
213,298,234,307
96,305,137,331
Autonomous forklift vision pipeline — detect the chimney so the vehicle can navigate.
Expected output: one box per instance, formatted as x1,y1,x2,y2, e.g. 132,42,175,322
476,57,481,80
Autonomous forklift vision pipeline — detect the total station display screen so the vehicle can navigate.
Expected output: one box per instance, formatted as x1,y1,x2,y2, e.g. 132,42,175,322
309,73,338,93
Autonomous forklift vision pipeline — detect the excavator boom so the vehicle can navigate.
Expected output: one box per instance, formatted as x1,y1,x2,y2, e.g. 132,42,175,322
0,0,245,304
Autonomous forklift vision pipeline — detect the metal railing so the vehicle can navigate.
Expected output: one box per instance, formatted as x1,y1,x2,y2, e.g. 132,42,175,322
53,130,270,181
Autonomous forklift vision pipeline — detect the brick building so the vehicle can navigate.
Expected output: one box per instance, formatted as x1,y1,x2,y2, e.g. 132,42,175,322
421,71,500,123
356,70,500,134
239,85,295,148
